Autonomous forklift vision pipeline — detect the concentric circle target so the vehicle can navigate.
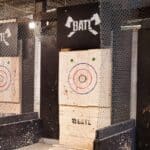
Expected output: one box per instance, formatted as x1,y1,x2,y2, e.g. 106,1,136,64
0,66,11,92
68,63,97,94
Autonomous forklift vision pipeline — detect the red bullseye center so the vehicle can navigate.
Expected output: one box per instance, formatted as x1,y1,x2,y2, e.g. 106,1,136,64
73,69,92,89
79,74,87,83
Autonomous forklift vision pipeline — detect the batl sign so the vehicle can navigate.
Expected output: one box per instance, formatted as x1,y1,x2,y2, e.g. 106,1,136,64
0,28,12,46
57,3,100,50
0,23,18,56
65,13,101,38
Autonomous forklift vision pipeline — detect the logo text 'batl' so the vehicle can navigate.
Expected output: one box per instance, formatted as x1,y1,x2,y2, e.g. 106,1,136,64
65,13,101,38
0,28,12,46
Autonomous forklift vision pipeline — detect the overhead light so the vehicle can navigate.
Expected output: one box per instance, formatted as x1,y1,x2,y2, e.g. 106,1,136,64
29,21,36,30
46,8,56,13
121,25,141,31
46,21,49,26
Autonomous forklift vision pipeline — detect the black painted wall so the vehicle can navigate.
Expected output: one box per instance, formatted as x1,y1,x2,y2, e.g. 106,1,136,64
137,27,150,150
41,35,59,139
0,114,42,150
94,120,136,150
18,24,35,113
22,38,35,113
112,30,132,123
100,3,132,123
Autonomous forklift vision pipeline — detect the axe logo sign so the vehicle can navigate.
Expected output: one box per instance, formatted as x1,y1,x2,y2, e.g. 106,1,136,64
57,2,100,49
65,13,101,38
0,28,11,46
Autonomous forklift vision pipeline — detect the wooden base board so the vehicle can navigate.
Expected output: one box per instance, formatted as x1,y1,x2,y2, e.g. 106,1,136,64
59,105,111,150
0,103,20,114
59,136,94,150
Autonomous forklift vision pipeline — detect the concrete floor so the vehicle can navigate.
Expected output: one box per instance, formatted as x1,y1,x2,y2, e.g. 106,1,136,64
16,143,79,150
17,143,52,150
16,139,84,150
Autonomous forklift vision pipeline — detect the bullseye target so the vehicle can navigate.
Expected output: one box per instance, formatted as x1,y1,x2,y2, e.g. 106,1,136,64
0,66,11,92
68,63,97,94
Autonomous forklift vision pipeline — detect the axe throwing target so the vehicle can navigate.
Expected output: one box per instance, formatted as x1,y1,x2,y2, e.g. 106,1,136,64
0,65,11,92
59,49,112,107
68,63,97,94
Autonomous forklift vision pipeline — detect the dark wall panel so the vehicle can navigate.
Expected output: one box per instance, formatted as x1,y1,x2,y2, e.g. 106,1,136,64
137,29,150,150
94,120,136,150
41,35,59,139
99,2,133,123
112,30,132,123
18,24,35,113
0,119,42,150
22,38,35,113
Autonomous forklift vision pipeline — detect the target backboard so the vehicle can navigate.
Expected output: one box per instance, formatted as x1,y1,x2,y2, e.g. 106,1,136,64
59,105,111,150
59,49,112,107
0,57,21,103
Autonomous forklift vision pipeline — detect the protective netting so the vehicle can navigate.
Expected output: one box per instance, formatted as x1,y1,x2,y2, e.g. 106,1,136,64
0,0,143,120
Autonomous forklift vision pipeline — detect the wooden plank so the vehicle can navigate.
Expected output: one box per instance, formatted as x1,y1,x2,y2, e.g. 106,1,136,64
0,57,21,114
59,49,112,107
59,106,111,137
0,57,20,103
59,105,111,150
0,103,20,114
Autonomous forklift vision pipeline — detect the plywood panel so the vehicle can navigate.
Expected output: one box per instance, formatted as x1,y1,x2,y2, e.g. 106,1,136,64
0,103,20,114
0,57,21,103
59,106,111,150
59,49,112,107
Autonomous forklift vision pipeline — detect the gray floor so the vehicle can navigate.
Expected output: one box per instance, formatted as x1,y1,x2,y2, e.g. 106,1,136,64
16,138,84,150
17,143,82,150
17,143,52,150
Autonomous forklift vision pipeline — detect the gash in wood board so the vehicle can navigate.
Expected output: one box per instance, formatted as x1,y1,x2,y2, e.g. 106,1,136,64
59,49,112,107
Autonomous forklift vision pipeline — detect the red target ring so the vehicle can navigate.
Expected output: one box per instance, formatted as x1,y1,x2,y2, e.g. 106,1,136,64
0,66,11,92
73,69,92,89
68,63,97,94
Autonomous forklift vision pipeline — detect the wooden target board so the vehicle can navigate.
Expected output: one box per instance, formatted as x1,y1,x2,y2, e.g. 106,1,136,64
0,57,20,103
59,49,112,107
59,49,112,149
59,106,111,150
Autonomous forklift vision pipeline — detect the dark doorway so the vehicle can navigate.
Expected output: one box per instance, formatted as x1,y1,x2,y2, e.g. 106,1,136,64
137,28,150,150
41,34,59,139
